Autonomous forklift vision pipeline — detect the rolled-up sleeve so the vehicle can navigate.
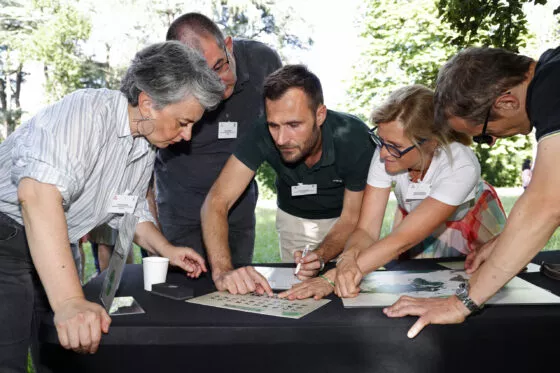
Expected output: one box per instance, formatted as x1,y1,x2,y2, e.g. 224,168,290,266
10,91,101,206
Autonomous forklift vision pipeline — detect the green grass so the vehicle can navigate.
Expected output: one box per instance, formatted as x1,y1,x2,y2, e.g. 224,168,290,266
80,195,560,277
74,195,560,281
251,196,559,264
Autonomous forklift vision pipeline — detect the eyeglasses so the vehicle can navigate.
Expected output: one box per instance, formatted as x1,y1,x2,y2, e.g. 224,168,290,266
368,127,426,158
212,47,231,76
472,106,493,145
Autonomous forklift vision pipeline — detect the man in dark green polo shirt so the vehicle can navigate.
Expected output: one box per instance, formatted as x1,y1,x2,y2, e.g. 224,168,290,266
201,65,375,295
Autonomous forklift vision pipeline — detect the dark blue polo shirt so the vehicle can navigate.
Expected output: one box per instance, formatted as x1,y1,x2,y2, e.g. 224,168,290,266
234,110,375,219
154,39,282,228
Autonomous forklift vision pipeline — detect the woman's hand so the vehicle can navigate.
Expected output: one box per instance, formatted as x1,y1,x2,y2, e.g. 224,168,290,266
279,269,336,300
53,297,112,354
334,252,363,298
164,246,207,278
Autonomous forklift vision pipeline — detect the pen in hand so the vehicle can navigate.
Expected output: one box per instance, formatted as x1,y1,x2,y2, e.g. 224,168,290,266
295,244,310,276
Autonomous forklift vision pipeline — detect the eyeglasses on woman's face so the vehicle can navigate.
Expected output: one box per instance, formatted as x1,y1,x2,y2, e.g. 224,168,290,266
368,126,426,158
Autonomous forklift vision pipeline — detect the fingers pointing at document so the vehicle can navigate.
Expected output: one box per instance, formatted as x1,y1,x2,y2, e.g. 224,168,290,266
213,266,273,296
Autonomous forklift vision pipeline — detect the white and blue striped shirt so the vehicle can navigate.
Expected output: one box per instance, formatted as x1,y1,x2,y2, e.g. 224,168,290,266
0,89,156,242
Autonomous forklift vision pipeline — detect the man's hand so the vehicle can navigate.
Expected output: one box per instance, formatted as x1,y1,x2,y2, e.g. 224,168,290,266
279,269,335,300
53,297,111,354
383,295,470,338
465,236,499,274
213,266,273,296
334,253,363,298
293,250,323,280
165,246,207,278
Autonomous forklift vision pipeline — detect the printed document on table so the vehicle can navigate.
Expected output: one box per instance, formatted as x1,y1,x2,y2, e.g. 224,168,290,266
254,266,301,290
342,269,560,308
187,291,330,319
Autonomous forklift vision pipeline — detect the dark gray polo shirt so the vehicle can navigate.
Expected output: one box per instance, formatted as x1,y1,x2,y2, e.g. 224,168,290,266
234,110,375,219
155,39,282,229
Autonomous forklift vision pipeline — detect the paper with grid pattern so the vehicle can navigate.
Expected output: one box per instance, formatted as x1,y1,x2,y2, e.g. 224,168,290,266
187,291,330,319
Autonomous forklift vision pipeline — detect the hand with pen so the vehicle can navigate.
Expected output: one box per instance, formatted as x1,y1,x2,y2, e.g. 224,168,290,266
293,245,325,281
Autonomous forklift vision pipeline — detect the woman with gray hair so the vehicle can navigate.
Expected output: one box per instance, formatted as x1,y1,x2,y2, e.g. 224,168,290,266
0,40,223,371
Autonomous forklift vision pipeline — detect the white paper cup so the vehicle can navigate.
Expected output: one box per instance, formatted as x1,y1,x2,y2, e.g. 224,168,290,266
142,257,169,291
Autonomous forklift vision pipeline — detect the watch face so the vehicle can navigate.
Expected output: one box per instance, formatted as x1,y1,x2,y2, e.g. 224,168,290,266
456,282,468,297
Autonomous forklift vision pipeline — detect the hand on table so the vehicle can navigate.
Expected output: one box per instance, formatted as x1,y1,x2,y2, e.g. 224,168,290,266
334,253,363,298
293,250,323,280
166,246,207,278
213,266,273,296
383,295,470,338
53,297,111,354
465,235,499,274
279,269,335,300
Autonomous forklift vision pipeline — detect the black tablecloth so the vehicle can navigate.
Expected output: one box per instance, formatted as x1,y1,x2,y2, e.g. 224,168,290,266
38,252,560,373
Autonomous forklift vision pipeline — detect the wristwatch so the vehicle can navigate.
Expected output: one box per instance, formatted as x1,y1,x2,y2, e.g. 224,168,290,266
455,282,483,313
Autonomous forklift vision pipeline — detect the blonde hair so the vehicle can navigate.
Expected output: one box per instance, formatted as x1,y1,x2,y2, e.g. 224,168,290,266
370,85,471,155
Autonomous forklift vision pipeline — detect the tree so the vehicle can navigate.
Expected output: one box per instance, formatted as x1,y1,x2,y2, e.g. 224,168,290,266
345,0,455,120
437,0,558,52
0,0,36,140
436,0,552,186
0,0,94,141
345,0,549,186
31,0,92,100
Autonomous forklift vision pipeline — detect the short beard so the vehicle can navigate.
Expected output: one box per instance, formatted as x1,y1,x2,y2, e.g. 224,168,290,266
280,121,321,164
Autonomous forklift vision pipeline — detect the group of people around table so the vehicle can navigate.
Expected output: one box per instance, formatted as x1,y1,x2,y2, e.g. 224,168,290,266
0,10,558,373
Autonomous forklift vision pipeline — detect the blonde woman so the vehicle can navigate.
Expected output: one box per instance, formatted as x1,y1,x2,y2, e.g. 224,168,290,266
281,85,506,300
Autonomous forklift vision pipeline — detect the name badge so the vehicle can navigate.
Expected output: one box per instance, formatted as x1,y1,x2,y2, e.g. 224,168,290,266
291,183,317,197
405,182,431,201
108,195,138,214
218,121,238,139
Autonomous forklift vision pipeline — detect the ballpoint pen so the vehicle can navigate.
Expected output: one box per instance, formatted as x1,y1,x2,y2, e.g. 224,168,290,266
294,244,310,276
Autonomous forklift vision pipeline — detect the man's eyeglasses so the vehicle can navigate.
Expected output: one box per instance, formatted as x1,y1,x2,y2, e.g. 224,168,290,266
368,127,426,158
472,106,493,145
212,47,231,76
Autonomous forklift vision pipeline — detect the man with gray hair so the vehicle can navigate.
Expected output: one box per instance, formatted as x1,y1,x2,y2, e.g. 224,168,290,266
0,41,222,371
153,12,282,265
384,45,560,338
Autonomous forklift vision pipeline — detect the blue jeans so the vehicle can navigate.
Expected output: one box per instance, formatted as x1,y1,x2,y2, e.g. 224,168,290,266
0,212,51,373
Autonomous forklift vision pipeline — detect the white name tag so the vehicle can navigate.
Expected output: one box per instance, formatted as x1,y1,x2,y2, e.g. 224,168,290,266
405,182,431,201
218,121,238,139
291,183,317,196
108,195,138,214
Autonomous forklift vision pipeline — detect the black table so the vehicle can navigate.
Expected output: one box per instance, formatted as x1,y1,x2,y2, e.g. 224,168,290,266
38,252,560,373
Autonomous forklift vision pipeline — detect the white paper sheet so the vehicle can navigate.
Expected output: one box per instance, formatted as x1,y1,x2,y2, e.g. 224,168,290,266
254,266,301,290
342,269,560,307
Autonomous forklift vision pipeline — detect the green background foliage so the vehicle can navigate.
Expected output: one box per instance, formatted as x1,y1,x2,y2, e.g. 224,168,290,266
344,0,558,187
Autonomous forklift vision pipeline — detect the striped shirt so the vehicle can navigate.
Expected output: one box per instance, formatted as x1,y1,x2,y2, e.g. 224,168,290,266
0,89,156,242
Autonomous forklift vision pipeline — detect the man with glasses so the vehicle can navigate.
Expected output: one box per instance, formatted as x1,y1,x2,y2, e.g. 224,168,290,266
152,13,282,264
384,46,560,338
201,65,375,294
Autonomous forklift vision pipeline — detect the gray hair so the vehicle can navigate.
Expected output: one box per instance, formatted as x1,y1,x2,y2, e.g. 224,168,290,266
120,41,224,110
434,47,533,129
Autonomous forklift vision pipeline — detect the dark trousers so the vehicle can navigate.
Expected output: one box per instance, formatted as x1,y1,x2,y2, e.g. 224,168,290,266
0,212,51,373
160,220,255,265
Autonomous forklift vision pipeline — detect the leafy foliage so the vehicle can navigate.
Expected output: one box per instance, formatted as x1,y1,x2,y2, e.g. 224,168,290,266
345,0,552,186
345,0,455,120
